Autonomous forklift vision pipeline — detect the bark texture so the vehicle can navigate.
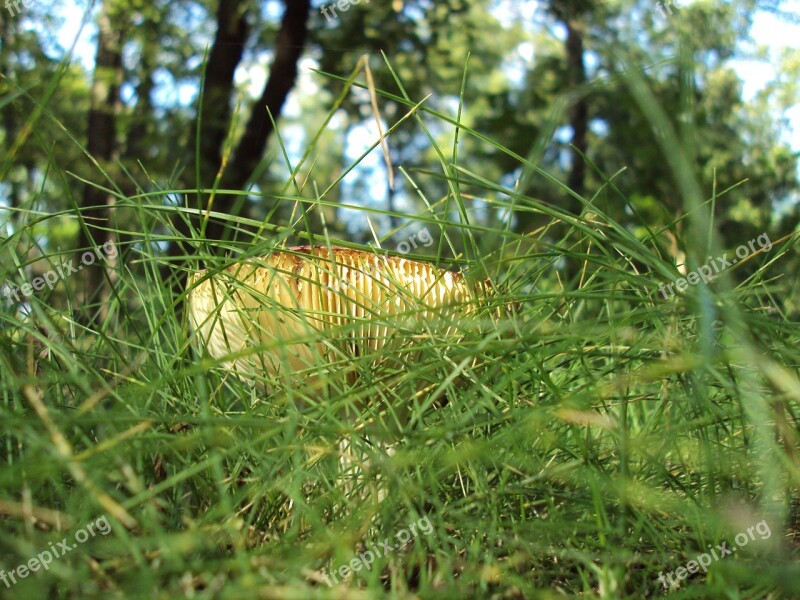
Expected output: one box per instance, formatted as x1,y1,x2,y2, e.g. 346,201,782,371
565,16,587,207
192,0,312,245
77,1,123,321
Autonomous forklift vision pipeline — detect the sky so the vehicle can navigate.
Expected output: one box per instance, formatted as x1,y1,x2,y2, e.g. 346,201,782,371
731,1,800,151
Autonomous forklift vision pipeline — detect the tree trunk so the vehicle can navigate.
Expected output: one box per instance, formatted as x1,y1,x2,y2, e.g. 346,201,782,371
0,13,21,213
203,0,312,244
565,15,587,211
76,0,123,323
180,0,311,247
223,0,311,189
193,0,250,187
125,44,155,163
167,0,311,303
165,0,250,274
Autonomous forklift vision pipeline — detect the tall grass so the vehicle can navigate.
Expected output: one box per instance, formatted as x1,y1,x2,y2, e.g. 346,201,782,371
1,51,799,599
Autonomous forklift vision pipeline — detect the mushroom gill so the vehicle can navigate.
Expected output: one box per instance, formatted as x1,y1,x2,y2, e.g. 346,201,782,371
187,245,492,388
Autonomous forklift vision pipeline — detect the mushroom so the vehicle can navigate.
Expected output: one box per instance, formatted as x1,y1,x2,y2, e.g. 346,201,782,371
187,245,494,389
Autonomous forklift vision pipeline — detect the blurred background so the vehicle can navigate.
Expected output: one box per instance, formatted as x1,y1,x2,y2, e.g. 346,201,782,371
1,0,798,280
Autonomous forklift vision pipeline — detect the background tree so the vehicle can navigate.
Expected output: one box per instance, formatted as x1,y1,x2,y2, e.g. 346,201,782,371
0,0,797,305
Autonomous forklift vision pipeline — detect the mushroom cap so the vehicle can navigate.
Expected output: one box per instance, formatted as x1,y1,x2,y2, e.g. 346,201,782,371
187,246,491,387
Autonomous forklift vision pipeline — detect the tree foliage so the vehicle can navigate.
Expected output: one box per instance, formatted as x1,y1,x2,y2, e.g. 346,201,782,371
0,0,797,294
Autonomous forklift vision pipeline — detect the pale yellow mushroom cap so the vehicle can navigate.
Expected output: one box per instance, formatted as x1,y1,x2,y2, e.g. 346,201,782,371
187,245,491,388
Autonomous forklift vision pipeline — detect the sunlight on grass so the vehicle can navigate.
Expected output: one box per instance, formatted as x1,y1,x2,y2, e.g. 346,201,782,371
1,49,798,599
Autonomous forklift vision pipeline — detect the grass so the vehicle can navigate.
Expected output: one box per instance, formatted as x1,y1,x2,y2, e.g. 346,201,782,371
1,53,799,599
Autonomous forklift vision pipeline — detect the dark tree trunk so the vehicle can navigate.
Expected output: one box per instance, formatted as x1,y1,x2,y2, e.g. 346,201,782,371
125,47,156,163
193,0,250,186
167,0,311,303
565,16,587,210
76,0,123,322
542,0,593,288
224,0,311,190
179,0,311,247
0,13,21,212
202,0,312,244
167,0,250,285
